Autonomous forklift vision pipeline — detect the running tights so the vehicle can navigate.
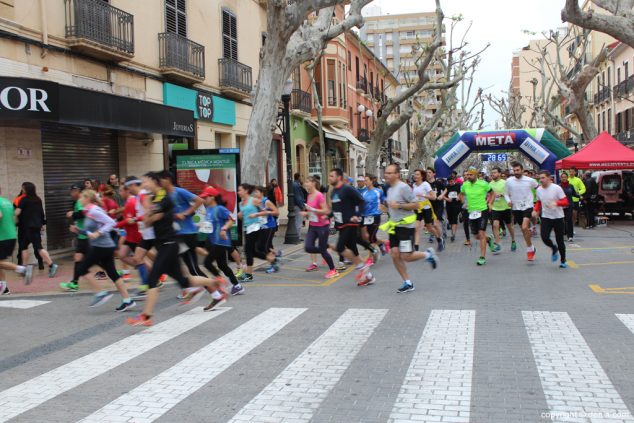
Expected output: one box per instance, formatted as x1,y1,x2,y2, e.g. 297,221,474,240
304,225,335,270
203,243,239,286
245,229,271,266
540,217,566,263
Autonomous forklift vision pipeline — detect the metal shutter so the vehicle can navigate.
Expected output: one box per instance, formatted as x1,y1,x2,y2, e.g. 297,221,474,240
41,123,119,251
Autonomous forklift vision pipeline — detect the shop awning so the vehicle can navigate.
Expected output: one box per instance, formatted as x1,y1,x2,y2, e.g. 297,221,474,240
306,120,347,142
330,126,368,150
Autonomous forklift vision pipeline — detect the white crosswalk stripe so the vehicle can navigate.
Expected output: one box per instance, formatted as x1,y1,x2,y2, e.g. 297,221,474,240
616,313,634,336
228,308,388,423
0,307,231,423
78,308,306,423
388,309,475,423
0,299,50,309
523,311,634,423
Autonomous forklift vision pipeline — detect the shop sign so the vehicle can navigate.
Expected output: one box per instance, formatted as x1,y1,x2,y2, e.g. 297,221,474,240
0,77,59,120
196,91,214,121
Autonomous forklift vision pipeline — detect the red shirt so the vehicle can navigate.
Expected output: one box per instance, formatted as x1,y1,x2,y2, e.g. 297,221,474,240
115,196,141,244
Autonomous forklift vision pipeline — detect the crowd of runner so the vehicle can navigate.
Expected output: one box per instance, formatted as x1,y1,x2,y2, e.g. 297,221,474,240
0,162,598,325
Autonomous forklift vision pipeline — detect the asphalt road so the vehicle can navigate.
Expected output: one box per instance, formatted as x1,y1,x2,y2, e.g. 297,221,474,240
1,222,634,423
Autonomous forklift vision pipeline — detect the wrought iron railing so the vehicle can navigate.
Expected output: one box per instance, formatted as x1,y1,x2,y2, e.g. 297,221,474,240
291,89,311,113
616,130,634,144
218,58,252,94
614,76,634,98
64,0,134,55
159,32,205,78
356,76,367,92
594,86,610,104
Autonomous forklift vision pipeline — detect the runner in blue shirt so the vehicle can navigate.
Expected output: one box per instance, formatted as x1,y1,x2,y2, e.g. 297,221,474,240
361,174,388,259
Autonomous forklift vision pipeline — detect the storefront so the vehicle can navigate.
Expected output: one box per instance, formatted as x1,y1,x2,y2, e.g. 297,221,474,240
0,76,194,250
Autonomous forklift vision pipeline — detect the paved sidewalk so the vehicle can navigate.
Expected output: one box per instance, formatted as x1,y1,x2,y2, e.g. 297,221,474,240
3,226,306,296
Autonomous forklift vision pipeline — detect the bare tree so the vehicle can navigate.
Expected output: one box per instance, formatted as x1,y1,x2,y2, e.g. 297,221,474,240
242,0,372,184
487,89,525,129
562,0,634,48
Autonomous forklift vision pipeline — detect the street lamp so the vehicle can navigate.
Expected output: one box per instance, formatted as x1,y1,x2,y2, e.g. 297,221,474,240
279,78,300,244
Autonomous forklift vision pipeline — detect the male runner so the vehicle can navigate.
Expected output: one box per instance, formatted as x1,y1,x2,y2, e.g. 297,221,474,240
426,167,447,242
443,175,462,242
533,170,569,268
380,164,437,293
460,167,494,265
489,167,516,252
568,167,586,227
505,161,539,261
0,185,33,293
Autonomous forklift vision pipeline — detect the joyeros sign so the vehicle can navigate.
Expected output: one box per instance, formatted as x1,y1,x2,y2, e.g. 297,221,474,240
0,78,59,120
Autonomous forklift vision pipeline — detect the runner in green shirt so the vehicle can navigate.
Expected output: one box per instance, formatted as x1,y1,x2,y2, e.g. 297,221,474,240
60,184,88,292
568,167,586,227
489,167,516,253
0,188,33,293
460,167,494,265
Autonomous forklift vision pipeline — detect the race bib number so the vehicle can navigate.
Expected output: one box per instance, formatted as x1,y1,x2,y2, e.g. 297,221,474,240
517,200,531,210
309,212,319,223
363,216,375,225
469,211,482,220
246,223,261,234
399,240,413,253
199,221,214,234
448,191,458,199
258,216,268,225
333,212,343,224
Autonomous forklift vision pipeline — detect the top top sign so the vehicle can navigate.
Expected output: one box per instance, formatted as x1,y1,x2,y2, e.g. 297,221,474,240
196,91,214,122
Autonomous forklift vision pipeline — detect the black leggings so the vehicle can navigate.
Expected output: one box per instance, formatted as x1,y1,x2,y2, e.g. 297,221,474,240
245,229,271,266
540,217,566,263
204,243,239,286
178,234,206,277
462,209,470,240
356,226,374,252
336,226,359,255
305,225,335,270
77,246,120,282
563,207,574,239
148,241,189,289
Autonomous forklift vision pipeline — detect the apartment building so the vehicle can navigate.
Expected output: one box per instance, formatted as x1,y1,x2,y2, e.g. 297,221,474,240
0,0,266,250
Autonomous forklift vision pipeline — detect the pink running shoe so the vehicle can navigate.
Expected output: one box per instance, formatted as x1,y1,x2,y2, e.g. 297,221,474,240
306,263,319,272
324,269,339,279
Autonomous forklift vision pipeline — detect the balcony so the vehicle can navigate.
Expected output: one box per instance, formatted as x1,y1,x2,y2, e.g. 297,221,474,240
593,86,610,104
64,0,134,61
159,32,205,84
614,76,634,98
218,58,253,100
616,130,634,145
373,86,381,102
290,89,311,116
356,76,367,93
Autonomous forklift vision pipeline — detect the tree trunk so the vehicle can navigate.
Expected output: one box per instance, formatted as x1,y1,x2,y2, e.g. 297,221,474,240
574,104,598,141
365,127,385,176
562,0,634,49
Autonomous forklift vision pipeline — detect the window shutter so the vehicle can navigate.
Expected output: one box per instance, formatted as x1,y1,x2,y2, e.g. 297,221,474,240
166,0,186,36
166,2,176,33
222,9,238,60
177,10,187,36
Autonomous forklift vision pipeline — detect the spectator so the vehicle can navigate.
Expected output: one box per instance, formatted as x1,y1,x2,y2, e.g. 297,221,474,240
583,171,598,229
267,179,283,207
292,173,305,239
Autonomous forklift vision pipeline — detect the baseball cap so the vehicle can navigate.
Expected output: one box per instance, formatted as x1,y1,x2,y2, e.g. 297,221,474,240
199,186,219,198
356,176,365,182
70,183,81,190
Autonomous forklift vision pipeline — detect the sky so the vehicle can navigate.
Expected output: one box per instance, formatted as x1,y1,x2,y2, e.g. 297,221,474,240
367,0,564,129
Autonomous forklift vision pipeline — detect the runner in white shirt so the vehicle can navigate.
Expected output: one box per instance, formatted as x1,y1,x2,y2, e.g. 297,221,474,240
532,170,569,268
504,161,538,261
412,169,443,252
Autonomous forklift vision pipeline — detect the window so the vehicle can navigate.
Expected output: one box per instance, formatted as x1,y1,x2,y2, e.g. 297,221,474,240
367,34,374,44
222,9,237,60
347,51,351,68
602,111,606,133
601,174,621,191
617,67,621,84
355,56,359,80
400,45,413,54
625,61,630,79
166,0,186,37
607,67,611,88
327,59,336,106
386,46,393,55
386,33,392,42
608,108,612,134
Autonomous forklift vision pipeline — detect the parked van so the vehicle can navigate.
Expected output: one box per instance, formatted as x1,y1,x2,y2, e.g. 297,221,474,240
591,171,634,216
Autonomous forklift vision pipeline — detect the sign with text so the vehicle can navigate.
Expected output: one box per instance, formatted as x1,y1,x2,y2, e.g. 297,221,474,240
481,153,508,162
196,91,214,121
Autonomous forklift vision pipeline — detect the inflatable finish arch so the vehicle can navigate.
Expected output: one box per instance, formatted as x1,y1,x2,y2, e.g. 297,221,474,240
432,129,569,178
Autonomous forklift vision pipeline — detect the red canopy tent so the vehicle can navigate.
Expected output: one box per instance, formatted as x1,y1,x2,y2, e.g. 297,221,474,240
556,132,634,170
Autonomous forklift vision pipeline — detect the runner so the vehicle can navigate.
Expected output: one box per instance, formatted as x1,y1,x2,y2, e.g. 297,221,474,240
412,169,443,252
426,167,447,242
199,186,242,305
251,186,281,274
443,175,462,242
489,167,516,252
69,189,135,311
568,167,586,227
126,173,226,326
558,171,578,242
380,164,437,293
533,170,569,268
114,183,142,281
460,167,494,265
14,182,58,277
504,161,539,261
237,184,276,283
60,184,89,292
461,170,471,246
328,168,371,286
0,185,33,294
300,176,338,279
360,174,386,259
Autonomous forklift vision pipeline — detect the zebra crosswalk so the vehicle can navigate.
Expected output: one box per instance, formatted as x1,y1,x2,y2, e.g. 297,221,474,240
0,307,633,423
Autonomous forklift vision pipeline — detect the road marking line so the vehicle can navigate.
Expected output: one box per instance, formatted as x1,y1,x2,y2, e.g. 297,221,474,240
320,265,356,286
569,246,634,251
228,308,387,423
388,310,475,423
566,260,579,268
78,308,306,423
617,314,634,336
589,284,634,295
0,300,50,309
256,273,324,284
578,260,634,267
523,311,634,422
0,307,231,423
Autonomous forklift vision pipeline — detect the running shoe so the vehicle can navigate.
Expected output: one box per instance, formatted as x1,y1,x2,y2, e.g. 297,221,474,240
567,237,574,243
551,247,559,263
527,248,536,261
324,269,339,279
1,283,10,295
450,235,456,243
89,291,113,307
336,262,347,271
425,247,438,270
235,268,244,278
357,274,375,287
238,273,253,283
428,234,434,243
559,262,568,269
364,258,374,268
486,236,495,252
230,284,245,296
275,250,283,258
379,243,387,256
159,274,168,283
179,287,205,305
371,247,380,263
511,241,517,252
126,313,153,326
115,300,136,312
384,240,391,251
265,264,279,274
464,240,471,246
95,271,107,280
48,263,59,278
476,257,486,266
60,281,79,292
396,282,415,293
493,244,501,254
0,281,5,295
121,273,132,281
24,264,34,285
437,238,445,252
204,296,227,311
306,263,319,272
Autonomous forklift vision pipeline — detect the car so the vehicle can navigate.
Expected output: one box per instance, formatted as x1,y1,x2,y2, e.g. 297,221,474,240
591,170,634,216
